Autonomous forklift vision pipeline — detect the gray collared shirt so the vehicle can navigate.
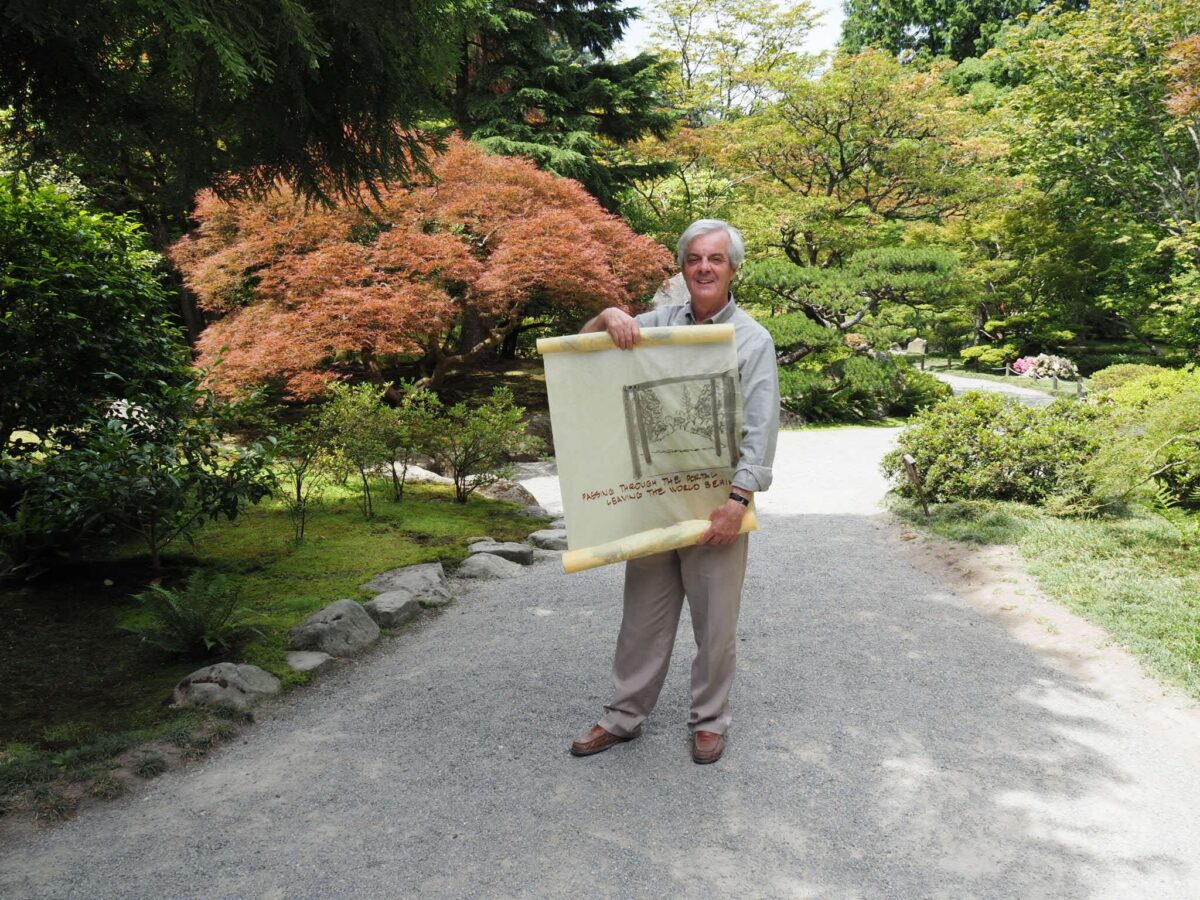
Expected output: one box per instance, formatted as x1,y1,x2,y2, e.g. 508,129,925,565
634,296,779,493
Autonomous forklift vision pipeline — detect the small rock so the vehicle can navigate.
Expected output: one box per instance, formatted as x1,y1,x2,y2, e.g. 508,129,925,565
285,651,334,674
288,599,380,656
476,480,540,507
364,591,422,628
528,528,568,550
549,517,565,529
174,663,281,710
360,562,451,608
532,548,562,564
516,505,550,518
465,536,492,545
467,540,534,565
456,554,525,579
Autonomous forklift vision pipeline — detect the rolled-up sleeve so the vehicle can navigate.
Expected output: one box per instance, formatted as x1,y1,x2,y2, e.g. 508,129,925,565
732,327,780,493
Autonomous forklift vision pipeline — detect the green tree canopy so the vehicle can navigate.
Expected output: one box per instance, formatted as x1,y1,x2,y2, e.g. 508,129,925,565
840,0,1085,61
1,0,475,242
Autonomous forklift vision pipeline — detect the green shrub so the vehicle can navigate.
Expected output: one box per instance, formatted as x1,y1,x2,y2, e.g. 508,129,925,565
1105,367,1200,410
1085,363,1170,392
882,392,1105,504
890,368,954,416
959,344,1018,370
0,176,189,454
779,355,952,423
132,754,167,779
425,387,542,502
124,572,261,658
1089,387,1200,510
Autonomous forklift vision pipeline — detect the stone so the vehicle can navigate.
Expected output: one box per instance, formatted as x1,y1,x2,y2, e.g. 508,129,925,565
288,599,380,656
653,272,690,307
516,505,550,518
465,536,492,545
173,663,281,711
550,517,566,529
533,548,563,564
906,337,927,355
467,539,534,565
524,414,555,456
364,591,422,628
476,480,540,507
401,464,453,485
528,528,568,550
456,553,525,579
285,651,334,674
360,562,451,608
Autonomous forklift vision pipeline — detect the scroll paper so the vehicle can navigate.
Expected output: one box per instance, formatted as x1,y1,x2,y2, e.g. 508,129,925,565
537,325,757,573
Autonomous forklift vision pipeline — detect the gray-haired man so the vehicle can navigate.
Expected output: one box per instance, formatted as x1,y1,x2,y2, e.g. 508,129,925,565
570,219,780,764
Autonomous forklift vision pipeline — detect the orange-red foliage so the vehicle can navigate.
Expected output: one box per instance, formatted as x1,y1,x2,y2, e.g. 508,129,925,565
1167,35,1200,118
171,138,673,398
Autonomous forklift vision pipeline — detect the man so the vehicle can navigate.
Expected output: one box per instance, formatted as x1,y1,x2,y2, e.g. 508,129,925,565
569,219,780,764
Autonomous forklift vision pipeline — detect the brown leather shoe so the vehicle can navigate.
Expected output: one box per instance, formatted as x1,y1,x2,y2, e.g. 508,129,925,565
691,730,726,764
570,724,640,757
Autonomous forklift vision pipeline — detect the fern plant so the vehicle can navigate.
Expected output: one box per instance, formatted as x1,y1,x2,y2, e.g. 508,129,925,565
1151,483,1200,549
125,572,260,658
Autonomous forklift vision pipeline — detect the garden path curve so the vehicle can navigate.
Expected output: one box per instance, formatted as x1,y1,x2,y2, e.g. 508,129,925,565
4,429,1200,899
930,371,1056,406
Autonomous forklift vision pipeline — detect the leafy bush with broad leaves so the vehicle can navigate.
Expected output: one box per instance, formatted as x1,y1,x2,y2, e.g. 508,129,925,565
882,392,1106,505
0,380,275,575
0,176,188,452
778,355,952,423
124,572,260,658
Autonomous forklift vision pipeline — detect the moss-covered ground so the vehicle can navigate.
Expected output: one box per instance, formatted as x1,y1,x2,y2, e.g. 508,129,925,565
0,478,547,809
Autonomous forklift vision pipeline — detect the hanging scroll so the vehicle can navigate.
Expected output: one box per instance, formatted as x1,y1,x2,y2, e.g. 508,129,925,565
537,325,757,573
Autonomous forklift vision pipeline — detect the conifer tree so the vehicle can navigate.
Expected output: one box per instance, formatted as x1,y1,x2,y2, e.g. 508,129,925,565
452,0,676,209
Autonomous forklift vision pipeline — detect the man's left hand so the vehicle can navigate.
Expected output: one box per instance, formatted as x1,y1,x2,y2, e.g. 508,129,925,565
697,497,747,545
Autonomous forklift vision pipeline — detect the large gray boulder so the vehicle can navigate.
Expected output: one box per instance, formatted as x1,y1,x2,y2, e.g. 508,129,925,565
467,539,534,565
173,663,281,711
288,599,380,656
364,592,421,628
456,553,525,579
527,528,568,551
360,562,451,608
476,480,540,507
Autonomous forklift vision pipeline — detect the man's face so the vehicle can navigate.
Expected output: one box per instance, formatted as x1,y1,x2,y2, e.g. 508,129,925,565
682,230,737,312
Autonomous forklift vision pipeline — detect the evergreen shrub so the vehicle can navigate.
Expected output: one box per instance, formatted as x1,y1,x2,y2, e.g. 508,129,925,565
882,392,1105,504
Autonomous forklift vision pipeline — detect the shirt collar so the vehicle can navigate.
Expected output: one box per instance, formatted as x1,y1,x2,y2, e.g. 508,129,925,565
685,294,737,325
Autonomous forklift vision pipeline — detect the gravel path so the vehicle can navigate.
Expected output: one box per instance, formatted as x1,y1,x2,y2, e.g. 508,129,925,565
929,372,1057,407
4,429,1200,899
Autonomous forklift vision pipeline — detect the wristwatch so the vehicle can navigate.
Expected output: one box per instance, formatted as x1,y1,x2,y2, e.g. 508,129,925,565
728,492,750,507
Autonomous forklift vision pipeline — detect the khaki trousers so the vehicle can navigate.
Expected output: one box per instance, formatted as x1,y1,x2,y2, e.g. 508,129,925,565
598,534,749,737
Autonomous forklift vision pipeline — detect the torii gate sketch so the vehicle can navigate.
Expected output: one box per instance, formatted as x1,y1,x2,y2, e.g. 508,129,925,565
622,370,739,478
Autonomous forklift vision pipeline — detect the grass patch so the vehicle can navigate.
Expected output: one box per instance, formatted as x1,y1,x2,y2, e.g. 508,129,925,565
892,497,1200,697
0,478,546,805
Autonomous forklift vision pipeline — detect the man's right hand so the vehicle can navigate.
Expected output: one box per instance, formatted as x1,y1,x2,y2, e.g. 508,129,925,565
582,307,641,350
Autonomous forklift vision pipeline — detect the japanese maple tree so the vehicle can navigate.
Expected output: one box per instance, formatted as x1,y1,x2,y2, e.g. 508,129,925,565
171,139,672,399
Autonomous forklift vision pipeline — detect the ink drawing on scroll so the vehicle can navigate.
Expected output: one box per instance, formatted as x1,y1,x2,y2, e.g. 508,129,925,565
623,372,737,478
537,324,757,573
